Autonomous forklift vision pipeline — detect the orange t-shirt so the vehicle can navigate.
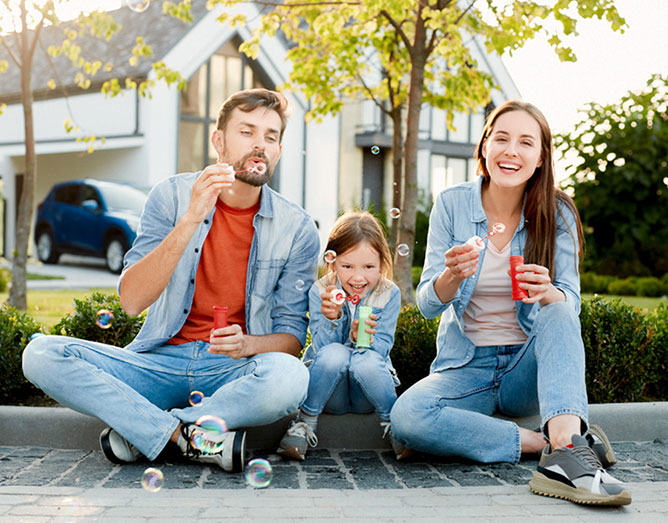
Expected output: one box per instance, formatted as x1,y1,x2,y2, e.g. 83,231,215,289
168,198,259,345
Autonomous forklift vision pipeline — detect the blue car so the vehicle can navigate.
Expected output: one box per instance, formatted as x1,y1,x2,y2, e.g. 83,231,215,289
34,179,147,274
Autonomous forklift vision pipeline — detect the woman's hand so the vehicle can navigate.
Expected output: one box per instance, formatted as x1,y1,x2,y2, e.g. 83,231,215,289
512,263,565,306
444,243,480,282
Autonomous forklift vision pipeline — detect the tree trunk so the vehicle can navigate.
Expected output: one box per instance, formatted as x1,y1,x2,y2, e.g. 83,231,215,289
389,107,403,249
394,11,427,306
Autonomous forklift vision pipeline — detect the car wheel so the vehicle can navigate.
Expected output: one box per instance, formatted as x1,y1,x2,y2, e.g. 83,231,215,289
105,236,126,274
35,229,60,264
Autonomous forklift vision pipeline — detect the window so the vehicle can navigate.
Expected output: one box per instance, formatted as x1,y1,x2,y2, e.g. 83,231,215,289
54,185,79,205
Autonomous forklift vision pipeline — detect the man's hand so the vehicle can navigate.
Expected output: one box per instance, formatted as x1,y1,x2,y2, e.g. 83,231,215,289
208,324,252,359
184,163,235,224
350,313,378,344
321,284,345,321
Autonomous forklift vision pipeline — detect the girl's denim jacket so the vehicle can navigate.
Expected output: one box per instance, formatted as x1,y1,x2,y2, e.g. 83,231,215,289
303,274,401,377
119,171,320,352
417,177,581,373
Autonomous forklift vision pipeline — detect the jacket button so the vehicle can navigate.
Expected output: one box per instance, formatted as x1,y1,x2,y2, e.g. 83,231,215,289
183,309,188,314
194,248,199,253
204,219,209,224
190,279,195,284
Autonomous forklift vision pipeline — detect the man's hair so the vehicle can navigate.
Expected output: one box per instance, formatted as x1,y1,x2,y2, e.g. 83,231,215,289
216,88,293,141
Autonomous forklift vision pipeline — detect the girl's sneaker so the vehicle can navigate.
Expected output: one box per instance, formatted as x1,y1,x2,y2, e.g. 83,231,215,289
586,424,617,468
529,434,631,506
277,420,318,461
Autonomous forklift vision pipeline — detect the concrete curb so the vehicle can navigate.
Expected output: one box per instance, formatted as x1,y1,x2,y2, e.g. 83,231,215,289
1,402,667,451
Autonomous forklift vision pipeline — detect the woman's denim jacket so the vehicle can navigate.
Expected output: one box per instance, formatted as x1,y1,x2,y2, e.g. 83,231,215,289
303,274,401,379
119,171,320,352
417,177,581,373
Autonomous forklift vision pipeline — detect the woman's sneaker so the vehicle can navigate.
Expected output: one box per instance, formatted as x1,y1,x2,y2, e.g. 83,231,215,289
178,424,246,473
276,420,318,461
529,434,631,506
100,427,142,464
586,424,617,468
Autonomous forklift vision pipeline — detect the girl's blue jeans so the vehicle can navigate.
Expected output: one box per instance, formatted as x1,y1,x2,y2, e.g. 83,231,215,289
301,343,397,420
390,301,589,464
22,337,308,460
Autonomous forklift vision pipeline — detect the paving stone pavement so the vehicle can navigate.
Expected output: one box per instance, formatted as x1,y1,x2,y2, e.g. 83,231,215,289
0,441,667,521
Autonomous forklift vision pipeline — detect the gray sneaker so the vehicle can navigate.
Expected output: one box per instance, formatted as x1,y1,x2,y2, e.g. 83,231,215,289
100,427,142,464
586,424,617,468
530,434,631,506
277,420,318,461
178,424,246,473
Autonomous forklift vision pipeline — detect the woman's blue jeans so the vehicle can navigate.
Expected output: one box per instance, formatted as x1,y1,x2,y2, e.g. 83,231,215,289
301,343,397,420
22,337,308,460
390,301,589,464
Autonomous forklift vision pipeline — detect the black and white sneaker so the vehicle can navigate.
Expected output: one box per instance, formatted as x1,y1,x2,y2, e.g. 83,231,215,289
178,424,246,473
529,434,631,506
100,427,142,464
586,424,617,468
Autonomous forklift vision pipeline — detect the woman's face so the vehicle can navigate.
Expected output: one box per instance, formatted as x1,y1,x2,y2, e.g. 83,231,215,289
482,110,544,191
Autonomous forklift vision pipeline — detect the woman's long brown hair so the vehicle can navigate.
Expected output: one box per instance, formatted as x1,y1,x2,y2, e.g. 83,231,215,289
474,100,584,277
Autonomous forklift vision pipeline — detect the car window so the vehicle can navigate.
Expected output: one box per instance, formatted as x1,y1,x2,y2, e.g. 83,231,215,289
97,184,147,214
78,185,101,207
53,185,79,205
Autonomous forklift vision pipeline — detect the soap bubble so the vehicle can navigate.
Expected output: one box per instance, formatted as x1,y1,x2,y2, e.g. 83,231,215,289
323,250,337,264
29,332,44,341
126,0,150,13
252,163,267,175
96,309,114,329
389,208,401,219
396,244,410,257
141,468,163,492
190,415,227,454
370,145,380,155
189,391,204,406
295,279,305,291
245,458,273,488
492,223,506,233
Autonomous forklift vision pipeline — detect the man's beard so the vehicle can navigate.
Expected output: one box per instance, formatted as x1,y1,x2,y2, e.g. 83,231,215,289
232,151,272,187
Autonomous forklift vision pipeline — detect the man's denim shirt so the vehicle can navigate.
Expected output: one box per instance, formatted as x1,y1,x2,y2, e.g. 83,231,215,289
417,177,581,373
119,171,320,353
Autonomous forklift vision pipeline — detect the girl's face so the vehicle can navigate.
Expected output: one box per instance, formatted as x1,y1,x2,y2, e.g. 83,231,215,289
482,110,543,191
332,241,381,299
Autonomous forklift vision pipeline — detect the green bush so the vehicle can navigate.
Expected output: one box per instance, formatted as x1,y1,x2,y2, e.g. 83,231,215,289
391,304,438,395
635,277,665,297
580,272,615,294
580,297,655,403
0,268,10,293
50,292,145,347
412,266,423,289
0,303,43,401
646,303,668,401
607,278,637,296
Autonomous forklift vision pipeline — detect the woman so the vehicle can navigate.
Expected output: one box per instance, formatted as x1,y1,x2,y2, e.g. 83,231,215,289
390,101,630,506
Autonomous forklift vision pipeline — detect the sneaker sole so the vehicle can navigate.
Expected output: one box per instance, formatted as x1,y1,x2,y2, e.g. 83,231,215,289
529,471,631,506
589,424,617,468
232,431,247,473
99,427,125,465
276,446,306,461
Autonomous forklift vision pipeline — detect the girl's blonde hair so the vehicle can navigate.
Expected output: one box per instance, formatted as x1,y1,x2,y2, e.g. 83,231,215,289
324,211,393,280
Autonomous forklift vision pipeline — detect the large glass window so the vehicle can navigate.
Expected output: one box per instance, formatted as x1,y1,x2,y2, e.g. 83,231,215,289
178,39,266,173
430,155,476,202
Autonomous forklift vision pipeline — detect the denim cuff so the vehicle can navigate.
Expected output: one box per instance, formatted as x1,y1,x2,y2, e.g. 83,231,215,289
541,407,589,439
511,422,522,465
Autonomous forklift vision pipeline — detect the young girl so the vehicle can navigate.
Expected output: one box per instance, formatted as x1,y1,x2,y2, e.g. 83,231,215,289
390,101,631,506
277,211,401,460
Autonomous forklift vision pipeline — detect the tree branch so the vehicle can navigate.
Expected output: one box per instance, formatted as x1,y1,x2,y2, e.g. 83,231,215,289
379,9,413,54
354,68,391,117
1,36,21,67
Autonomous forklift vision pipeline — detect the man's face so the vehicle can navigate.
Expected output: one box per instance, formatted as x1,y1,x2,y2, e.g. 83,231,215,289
212,106,283,186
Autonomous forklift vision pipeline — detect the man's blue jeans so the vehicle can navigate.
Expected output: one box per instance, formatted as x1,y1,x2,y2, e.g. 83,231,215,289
390,302,589,463
301,343,397,420
22,337,309,460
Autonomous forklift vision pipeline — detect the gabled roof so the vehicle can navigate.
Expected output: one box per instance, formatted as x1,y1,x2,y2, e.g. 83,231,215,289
0,1,209,104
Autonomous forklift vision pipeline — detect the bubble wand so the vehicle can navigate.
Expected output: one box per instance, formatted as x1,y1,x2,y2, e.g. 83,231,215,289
465,222,506,251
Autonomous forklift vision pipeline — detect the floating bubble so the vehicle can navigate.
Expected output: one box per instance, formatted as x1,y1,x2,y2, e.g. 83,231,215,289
370,145,380,155
389,208,401,219
141,467,163,492
245,458,273,488
127,0,150,13
397,244,410,257
492,222,506,234
96,309,114,329
295,279,305,291
29,332,44,341
189,390,204,406
190,415,227,454
323,250,337,264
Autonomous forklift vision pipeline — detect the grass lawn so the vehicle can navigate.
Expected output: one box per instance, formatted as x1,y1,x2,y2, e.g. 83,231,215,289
581,293,665,314
0,288,117,328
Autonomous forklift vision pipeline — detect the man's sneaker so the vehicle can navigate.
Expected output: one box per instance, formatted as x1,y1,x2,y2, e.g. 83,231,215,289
276,420,318,461
529,434,631,506
178,424,246,473
380,421,414,460
586,424,617,468
100,427,142,464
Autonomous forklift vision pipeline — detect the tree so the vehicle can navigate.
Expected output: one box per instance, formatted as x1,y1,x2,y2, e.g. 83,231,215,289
556,74,668,278
0,0,184,309
212,0,625,304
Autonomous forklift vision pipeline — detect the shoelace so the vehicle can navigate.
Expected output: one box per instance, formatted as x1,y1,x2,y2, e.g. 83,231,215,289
380,421,392,439
181,424,225,457
288,421,318,447
571,444,604,470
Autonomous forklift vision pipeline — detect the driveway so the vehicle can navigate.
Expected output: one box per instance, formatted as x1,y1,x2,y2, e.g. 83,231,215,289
1,255,119,290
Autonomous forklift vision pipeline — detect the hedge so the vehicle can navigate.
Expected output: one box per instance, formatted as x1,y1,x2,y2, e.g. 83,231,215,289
581,272,668,297
1,293,667,404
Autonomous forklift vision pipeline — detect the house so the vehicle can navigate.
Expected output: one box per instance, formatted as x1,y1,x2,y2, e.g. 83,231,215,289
0,2,518,260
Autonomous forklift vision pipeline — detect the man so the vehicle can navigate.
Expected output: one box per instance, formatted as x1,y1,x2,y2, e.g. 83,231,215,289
23,89,320,473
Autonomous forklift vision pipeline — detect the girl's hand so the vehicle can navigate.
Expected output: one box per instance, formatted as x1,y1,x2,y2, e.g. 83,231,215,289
350,313,378,344
321,284,344,321
511,263,564,306
444,243,480,282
